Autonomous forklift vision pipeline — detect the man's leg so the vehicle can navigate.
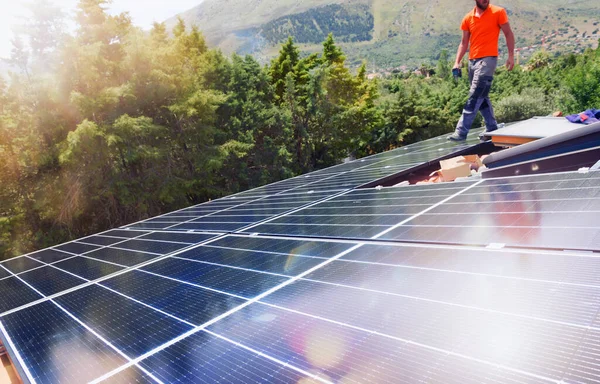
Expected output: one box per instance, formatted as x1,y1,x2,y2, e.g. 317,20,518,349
450,57,497,141
480,97,498,131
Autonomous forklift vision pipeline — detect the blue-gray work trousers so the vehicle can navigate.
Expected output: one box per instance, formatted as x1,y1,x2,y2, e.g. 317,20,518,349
455,56,498,138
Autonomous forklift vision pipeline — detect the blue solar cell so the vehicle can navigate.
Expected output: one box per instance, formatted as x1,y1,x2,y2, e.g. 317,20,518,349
139,232,215,244
378,171,600,250
169,222,249,232
1,257,45,274
206,303,546,384
243,185,471,239
339,243,600,285
27,249,74,264
244,222,386,239
139,331,307,383
269,214,406,226
306,250,600,326
53,256,123,280
259,279,590,381
141,258,289,298
0,301,128,383
0,277,43,314
175,246,326,276
53,242,100,255
126,223,175,230
54,284,192,357
102,270,246,325
143,216,195,223
208,235,354,258
0,267,11,280
190,215,272,223
116,239,189,255
103,229,150,238
81,236,126,246
85,248,160,267
103,366,157,383
19,266,87,296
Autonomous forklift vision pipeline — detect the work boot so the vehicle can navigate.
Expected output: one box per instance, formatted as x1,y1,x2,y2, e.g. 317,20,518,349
447,132,467,142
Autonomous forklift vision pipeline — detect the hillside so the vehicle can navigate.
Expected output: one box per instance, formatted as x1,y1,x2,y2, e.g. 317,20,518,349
168,0,599,68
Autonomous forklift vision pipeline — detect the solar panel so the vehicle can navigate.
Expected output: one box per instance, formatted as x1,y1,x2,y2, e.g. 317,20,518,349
379,170,600,250
2,131,600,383
242,182,476,239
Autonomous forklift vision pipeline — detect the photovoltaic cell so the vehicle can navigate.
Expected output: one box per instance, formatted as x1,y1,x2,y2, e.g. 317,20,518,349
138,232,215,244
225,170,346,198
1,256,45,274
19,266,87,296
340,243,600,286
51,242,100,255
81,235,128,246
103,229,151,238
85,247,160,267
54,284,192,358
379,171,600,250
139,331,308,383
206,303,550,384
305,248,600,326
129,196,262,229
0,277,43,314
0,267,11,280
101,270,247,326
243,183,472,239
122,222,180,230
206,235,353,258
173,245,327,276
141,257,289,298
27,249,75,264
130,191,338,233
104,366,157,384
53,256,123,280
0,301,128,383
259,279,595,382
113,239,189,255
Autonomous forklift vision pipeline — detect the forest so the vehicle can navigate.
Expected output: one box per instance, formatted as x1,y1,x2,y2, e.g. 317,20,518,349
260,3,374,45
1,0,600,260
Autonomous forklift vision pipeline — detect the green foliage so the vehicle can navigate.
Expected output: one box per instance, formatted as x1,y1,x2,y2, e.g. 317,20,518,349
527,50,551,70
270,37,300,101
436,50,451,80
494,88,555,122
1,1,600,260
366,78,457,153
561,51,600,112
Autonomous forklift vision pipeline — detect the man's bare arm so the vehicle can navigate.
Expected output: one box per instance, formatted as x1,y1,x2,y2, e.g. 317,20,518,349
500,22,515,70
454,30,470,69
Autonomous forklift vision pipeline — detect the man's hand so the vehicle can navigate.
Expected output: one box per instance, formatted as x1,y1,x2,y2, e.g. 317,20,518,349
500,22,515,71
505,55,515,71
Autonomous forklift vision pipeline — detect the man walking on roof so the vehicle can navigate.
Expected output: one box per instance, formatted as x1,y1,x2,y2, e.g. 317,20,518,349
447,0,515,141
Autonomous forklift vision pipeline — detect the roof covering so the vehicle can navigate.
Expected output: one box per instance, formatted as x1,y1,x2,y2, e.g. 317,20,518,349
1,126,600,383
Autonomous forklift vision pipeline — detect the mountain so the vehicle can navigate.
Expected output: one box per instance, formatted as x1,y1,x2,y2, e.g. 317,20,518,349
166,0,600,69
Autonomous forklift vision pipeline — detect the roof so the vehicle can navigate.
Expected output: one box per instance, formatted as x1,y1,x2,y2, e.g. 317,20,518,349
1,125,600,383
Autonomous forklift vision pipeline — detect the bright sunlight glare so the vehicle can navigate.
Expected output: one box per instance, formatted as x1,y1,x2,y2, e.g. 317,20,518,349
0,0,203,59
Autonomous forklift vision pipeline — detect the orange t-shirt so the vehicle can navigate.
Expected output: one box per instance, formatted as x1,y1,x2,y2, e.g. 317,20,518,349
461,4,509,60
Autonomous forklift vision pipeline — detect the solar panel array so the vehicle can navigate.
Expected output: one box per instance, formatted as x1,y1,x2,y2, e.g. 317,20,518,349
2,130,600,384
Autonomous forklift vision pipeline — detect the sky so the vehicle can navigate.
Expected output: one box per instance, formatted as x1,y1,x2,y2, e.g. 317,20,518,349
0,0,203,58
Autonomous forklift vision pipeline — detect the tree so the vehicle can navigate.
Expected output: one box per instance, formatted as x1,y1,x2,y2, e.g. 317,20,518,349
322,33,345,65
270,37,300,101
437,49,451,80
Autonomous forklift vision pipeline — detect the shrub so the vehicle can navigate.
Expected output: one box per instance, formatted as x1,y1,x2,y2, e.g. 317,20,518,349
494,88,554,122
